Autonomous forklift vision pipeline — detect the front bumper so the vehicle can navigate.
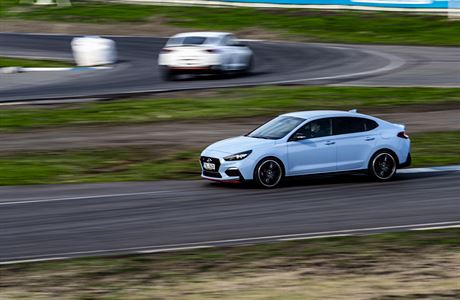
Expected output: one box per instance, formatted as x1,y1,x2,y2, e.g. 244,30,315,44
200,155,251,183
200,156,241,182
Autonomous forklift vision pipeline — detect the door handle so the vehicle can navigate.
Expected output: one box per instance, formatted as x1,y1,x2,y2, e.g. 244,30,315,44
365,137,375,141
325,141,335,145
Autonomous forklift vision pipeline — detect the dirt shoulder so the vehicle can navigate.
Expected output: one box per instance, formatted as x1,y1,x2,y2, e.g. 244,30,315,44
0,109,458,153
0,18,182,37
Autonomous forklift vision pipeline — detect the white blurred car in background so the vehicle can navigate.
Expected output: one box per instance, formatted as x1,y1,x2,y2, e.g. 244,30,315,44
158,32,254,80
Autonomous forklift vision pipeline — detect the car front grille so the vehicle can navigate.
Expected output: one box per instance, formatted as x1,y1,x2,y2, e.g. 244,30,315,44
200,156,221,177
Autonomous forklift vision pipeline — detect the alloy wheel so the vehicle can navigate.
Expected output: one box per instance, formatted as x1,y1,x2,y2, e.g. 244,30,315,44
372,153,396,180
257,159,283,188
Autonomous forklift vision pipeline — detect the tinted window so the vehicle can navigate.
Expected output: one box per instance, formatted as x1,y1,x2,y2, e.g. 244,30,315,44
333,117,366,135
166,36,218,46
247,116,305,140
364,119,379,131
294,118,332,139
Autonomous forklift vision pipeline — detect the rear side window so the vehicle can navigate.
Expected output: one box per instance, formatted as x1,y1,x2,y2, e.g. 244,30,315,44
333,117,366,135
364,119,379,131
332,117,379,135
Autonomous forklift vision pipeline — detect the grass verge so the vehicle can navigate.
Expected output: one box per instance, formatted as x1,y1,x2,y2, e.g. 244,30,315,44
1,229,459,299
0,131,458,185
0,56,73,68
1,86,460,131
1,0,460,45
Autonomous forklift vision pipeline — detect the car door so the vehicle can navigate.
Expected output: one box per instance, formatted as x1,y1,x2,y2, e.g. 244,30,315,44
287,118,337,176
332,117,378,171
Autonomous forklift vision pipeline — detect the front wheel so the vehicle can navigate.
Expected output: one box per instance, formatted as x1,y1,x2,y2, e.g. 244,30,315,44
254,158,284,188
368,151,397,181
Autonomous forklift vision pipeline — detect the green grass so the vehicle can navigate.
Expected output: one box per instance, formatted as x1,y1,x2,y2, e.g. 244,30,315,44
0,131,458,185
0,56,73,68
411,132,460,166
1,228,460,299
1,87,460,131
0,148,199,185
2,0,460,45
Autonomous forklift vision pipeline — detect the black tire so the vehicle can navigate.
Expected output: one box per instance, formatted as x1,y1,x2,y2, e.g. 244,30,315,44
368,150,398,181
160,67,175,81
254,157,284,188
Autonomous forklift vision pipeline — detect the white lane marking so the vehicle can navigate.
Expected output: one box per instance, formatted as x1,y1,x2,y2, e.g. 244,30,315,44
278,233,352,241
137,245,212,254
0,66,114,72
22,66,113,72
0,191,171,206
265,48,405,85
19,67,73,72
399,165,460,174
2,220,460,264
0,257,69,265
411,224,460,231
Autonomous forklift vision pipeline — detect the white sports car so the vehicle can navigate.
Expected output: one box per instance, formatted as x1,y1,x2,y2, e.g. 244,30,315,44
158,32,254,80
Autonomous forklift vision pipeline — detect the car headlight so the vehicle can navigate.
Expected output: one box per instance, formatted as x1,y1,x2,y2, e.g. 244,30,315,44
224,150,252,161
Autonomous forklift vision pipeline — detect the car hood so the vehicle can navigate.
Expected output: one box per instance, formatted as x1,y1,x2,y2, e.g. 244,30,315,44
205,136,276,155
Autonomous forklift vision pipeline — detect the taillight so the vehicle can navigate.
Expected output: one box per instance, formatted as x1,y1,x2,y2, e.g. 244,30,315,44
161,48,174,53
204,49,219,53
397,131,409,139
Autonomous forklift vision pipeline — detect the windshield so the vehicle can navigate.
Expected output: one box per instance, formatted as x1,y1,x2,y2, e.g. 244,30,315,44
247,116,305,140
166,36,219,46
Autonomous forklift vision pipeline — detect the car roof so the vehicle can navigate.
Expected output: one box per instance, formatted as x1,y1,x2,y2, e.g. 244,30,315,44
281,110,374,120
171,32,231,38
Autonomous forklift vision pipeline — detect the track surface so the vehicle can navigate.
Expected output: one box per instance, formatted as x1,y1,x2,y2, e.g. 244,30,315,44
1,171,459,263
1,33,459,102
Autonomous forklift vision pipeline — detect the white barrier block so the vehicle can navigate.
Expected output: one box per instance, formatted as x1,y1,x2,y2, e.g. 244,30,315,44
71,36,117,67
449,0,460,19
34,0,55,5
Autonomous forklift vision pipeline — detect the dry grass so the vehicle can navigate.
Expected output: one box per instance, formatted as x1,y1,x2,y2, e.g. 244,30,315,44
1,230,460,299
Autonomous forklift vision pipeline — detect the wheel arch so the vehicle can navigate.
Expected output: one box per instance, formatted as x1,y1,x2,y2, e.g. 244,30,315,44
255,155,286,174
252,155,286,186
368,148,400,168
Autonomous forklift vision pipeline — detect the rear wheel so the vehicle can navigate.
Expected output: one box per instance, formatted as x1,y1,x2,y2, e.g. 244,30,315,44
368,151,397,181
243,55,254,75
160,67,175,81
254,158,284,188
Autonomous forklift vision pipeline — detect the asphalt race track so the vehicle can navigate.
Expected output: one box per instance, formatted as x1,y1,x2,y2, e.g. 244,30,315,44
1,171,459,263
1,33,459,102
1,33,459,264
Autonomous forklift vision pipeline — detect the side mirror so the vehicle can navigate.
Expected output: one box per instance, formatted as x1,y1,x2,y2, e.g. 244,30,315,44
292,132,307,141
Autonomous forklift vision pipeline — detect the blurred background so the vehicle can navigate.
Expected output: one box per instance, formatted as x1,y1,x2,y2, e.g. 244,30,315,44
0,0,459,299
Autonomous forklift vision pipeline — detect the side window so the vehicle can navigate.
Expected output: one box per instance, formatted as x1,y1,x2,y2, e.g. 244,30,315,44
332,117,366,135
364,119,379,131
296,118,332,139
